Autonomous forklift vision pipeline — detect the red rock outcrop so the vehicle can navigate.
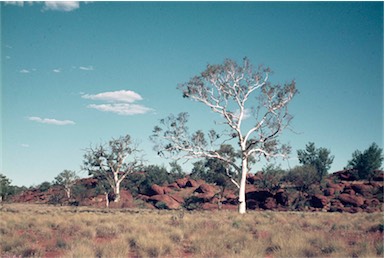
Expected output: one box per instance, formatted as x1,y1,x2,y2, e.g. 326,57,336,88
338,193,365,207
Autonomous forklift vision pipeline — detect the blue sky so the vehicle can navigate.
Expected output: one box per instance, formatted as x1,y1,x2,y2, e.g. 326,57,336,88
1,1,383,186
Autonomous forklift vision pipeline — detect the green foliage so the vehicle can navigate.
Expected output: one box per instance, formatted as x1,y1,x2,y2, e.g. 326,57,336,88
256,164,286,190
54,170,79,199
38,181,52,192
169,161,185,178
124,165,183,196
72,184,89,200
0,174,11,200
154,201,168,210
0,174,18,201
346,143,383,180
297,142,334,182
54,170,79,187
190,144,238,189
183,196,204,210
284,165,319,192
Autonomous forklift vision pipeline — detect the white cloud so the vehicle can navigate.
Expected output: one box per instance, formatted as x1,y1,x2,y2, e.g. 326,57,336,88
234,108,252,121
43,1,79,12
19,69,30,73
53,68,61,73
79,66,94,71
82,90,143,103
87,103,153,116
28,116,75,125
5,1,24,7
21,143,30,148
5,1,82,11
82,89,153,116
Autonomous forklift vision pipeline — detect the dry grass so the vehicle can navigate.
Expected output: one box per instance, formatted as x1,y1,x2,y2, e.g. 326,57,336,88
0,203,383,257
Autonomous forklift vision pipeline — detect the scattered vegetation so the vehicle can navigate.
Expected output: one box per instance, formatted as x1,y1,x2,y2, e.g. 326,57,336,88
346,142,384,180
0,204,383,257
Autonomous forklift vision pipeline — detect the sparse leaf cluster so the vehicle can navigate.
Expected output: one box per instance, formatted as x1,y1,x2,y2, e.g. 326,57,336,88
152,58,298,213
82,134,142,202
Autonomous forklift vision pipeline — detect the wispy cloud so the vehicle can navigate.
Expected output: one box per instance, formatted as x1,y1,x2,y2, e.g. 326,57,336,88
20,143,30,148
4,1,24,7
234,108,252,121
53,68,62,73
5,1,82,12
79,66,94,71
87,103,153,116
19,69,30,74
43,1,80,12
82,90,142,103
82,90,153,116
28,116,75,126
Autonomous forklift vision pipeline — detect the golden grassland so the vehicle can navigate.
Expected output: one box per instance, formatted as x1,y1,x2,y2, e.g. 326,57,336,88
0,203,383,258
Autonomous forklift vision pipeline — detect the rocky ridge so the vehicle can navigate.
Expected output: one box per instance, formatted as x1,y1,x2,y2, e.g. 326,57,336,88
11,170,383,213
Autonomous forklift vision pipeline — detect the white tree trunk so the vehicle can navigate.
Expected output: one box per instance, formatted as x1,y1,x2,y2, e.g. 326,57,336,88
105,192,109,208
65,187,71,199
238,157,248,214
113,180,121,202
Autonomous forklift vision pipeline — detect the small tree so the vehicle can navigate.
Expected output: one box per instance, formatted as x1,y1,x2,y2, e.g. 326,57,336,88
82,135,142,202
38,181,52,192
284,165,319,193
346,143,383,180
0,174,12,202
169,161,185,178
54,170,79,199
256,164,286,191
297,142,334,182
151,58,297,214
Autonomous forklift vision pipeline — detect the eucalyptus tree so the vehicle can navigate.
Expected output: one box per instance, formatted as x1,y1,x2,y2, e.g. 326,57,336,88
152,58,297,214
54,170,79,199
83,135,142,202
346,143,383,180
297,142,334,182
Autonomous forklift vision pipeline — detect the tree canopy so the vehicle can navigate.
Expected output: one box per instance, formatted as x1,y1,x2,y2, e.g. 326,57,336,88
346,143,383,180
82,134,142,202
151,58,297,213
297,142,334,181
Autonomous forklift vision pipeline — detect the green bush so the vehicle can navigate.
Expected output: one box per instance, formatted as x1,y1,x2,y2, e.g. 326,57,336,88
284,165,319,193
183,196,204,210
38,181,52,192
346,143,383,180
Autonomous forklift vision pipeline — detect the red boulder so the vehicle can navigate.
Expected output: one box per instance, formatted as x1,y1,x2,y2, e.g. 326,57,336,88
148,195,181,209
338,193,364,207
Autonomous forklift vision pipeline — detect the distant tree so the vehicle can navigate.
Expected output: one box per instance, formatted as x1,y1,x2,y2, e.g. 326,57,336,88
284,165,318,193
190,145,240,209
140,165,170,194
82,135,142,202
191,144,239,187
346,143,383,180
151,58,297,214
0,174,12,202
169,161,184,178
54,170,79,199
256,164,286,190
38,181,52,192
297,142,334,182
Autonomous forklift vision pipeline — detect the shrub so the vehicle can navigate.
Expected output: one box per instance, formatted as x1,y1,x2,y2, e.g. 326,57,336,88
38,181,52,192
346,143,383,180
183,196,204,210
256,164,285,190
155,201,168,210
284,165,319,193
